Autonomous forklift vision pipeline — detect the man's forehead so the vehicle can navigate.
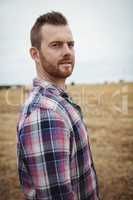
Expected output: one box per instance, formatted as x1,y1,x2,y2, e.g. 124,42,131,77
41,24,73,42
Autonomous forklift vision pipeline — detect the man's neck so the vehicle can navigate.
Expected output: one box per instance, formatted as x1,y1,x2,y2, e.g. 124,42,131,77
37,75,66,91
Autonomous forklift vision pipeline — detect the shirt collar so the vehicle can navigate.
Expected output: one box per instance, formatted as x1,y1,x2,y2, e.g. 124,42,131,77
33,78,69,98
33,78,83,119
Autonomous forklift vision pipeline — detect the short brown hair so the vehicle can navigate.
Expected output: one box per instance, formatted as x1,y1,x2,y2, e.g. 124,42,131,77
30,11,68,49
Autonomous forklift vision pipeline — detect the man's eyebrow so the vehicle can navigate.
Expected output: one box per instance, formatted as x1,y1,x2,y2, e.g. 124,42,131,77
49,40,75,44
68,41,75,43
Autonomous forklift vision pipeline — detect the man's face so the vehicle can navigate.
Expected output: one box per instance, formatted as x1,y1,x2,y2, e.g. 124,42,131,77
38,24,75,80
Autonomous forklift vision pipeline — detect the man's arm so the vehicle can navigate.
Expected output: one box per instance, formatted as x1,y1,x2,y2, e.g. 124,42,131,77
18,107,75,200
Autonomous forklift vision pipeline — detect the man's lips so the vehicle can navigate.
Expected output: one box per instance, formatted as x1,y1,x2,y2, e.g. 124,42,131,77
59,60,72,64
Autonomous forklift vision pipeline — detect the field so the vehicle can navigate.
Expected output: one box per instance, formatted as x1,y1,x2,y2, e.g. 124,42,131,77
0,82,133,200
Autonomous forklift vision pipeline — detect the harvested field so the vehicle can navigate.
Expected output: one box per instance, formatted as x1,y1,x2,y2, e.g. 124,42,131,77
0,82,133,200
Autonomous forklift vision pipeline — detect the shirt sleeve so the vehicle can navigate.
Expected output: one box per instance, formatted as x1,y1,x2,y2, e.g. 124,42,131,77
18,107,75,200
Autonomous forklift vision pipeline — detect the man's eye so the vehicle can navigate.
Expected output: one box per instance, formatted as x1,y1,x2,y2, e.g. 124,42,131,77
68,43,74,48
53,43,58,47
52,43,61,47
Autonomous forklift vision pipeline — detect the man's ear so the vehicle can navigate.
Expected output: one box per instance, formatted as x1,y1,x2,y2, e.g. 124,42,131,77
29,47,40,63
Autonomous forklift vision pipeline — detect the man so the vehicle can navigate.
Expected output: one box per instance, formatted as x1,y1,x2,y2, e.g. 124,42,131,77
17,11,99,200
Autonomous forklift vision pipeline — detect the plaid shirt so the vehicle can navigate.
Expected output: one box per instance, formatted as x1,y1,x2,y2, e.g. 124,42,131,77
17,78,99,200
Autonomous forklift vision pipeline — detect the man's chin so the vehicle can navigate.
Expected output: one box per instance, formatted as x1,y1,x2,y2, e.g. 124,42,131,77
59,64,73,73
63,68,73,77
57,70,73,79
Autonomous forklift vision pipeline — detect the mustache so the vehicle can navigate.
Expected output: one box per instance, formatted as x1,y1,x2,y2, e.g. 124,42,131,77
58,58,73,64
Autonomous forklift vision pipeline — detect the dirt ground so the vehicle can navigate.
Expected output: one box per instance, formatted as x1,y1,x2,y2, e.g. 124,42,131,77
0,82,133,200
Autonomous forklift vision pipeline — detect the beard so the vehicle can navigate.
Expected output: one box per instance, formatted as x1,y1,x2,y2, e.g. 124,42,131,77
39,51,75,79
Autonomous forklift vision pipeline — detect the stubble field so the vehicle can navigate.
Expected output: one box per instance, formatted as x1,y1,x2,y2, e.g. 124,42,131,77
0,82,133,200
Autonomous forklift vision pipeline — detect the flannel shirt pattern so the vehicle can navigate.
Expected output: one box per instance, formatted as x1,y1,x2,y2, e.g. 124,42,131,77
17,78,99,200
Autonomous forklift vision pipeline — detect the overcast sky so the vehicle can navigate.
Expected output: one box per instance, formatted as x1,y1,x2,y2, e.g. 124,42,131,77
0,0,133,85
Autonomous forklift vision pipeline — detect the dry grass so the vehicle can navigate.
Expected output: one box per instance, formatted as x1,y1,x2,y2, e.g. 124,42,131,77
0,82,133,200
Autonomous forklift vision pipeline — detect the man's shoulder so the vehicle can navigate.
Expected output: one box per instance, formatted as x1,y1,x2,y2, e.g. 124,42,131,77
17,86,67,130
23,86,62,113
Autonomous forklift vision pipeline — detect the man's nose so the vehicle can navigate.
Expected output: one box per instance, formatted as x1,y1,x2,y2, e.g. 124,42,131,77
62,43,71,56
